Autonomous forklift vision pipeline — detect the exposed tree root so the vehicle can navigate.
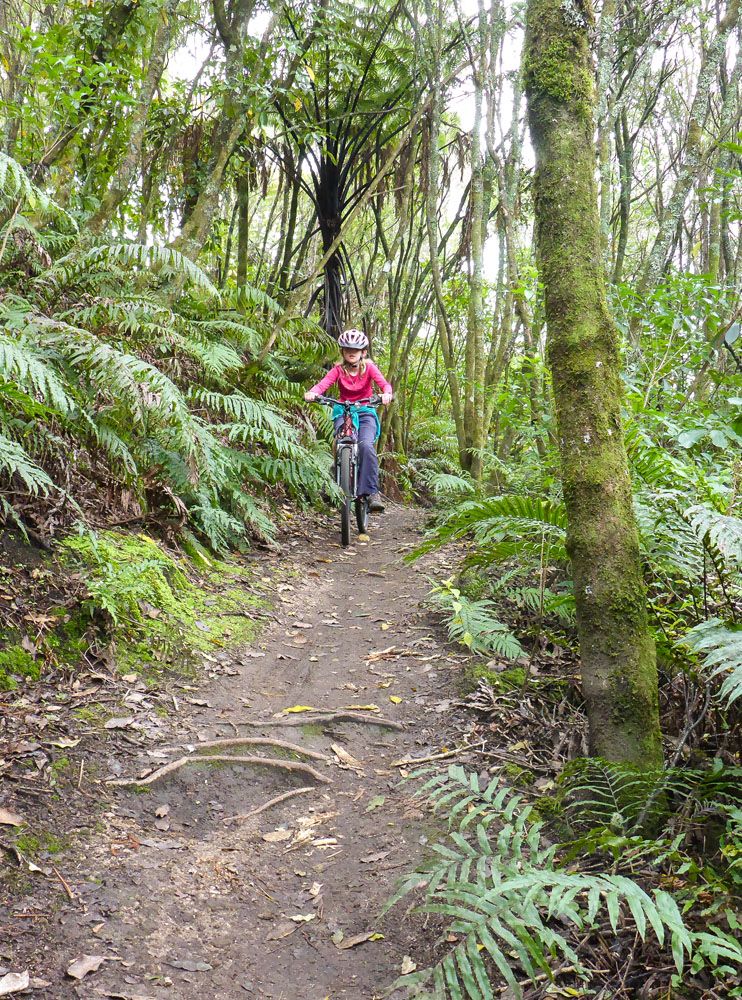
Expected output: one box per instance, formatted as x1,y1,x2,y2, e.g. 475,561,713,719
107,755,331,787
223,786,316,825
233,712,405,731
186,737,329,762
391,746,468,767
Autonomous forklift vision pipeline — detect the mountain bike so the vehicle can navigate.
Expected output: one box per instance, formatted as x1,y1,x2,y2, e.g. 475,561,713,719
313,394,381,547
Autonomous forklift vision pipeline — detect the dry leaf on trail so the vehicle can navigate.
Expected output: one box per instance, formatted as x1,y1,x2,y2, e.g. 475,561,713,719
289,913,315,923
389,696,402,704
293,622,313,629
52,736,81,748
400,956,417,975
360,850,390,864
334,931,382,950
0,808,24,827
0,971,30,995
266,921,298,941
66,954,108,980
309,882,322,897
104,717,134,730
154,804,170,818
281,705,316,714
331,744,364,772
365,646,398,662
262,828,293,843
167,959,212,972
344,704,379,712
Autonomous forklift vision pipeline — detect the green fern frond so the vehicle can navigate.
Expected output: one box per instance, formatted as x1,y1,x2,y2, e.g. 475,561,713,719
0,332,72,413
387,766,699,999
0,152,75,226
46,243,218,296
684,504,742,574
430,578,524,659
412,494,567,562
0,431,54,494
677,619,742,707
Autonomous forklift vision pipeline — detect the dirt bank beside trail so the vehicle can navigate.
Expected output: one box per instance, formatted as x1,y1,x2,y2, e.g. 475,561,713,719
2,506,470,999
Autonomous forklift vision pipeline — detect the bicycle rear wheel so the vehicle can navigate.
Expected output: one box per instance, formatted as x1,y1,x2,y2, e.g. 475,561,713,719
338,446,352,547
355,496,368,534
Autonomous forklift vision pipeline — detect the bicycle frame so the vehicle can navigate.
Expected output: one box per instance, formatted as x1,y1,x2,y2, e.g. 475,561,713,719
314,395,380,497
312,395,381,545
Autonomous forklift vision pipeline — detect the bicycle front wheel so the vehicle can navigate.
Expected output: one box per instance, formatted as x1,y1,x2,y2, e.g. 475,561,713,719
338,446,352,547
355,496,368,535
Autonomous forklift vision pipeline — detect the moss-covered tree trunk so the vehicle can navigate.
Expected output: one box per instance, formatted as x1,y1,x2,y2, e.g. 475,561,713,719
524,0,662,767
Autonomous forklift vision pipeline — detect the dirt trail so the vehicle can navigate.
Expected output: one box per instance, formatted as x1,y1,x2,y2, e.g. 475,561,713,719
12,506,464,1000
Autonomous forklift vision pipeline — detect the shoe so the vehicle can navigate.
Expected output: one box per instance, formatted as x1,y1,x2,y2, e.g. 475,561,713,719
368,493,385,513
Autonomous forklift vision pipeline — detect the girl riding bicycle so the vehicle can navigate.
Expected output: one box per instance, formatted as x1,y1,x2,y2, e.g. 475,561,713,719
304,329,392,512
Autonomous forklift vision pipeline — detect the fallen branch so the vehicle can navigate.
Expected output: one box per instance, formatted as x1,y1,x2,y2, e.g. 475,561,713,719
52,865,75,901
107,754,331,787
223,786,316,825
187,737,329,762
392,746,468,767
233,712,405,731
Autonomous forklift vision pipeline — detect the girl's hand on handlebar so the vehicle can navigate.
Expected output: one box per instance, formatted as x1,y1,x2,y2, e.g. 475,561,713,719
381,392,393,406
304,390,318,401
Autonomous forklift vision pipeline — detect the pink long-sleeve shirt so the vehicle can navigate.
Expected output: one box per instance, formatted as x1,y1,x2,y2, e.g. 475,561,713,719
309,362,392,403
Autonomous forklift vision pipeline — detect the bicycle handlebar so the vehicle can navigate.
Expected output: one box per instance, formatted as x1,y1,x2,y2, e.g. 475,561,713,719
312,395,382,408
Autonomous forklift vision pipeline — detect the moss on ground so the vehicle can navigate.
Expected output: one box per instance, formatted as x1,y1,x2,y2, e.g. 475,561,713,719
13,829,67,858
0,646,40,690
59,529,266,681
461,661,527,693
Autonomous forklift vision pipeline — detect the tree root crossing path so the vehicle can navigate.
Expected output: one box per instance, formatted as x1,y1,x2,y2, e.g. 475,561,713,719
26,508,463,999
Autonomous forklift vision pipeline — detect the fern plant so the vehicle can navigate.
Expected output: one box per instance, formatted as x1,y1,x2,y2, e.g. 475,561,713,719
429,577,524,659
677,619,742,708
412,493,567,565
387,765,742,999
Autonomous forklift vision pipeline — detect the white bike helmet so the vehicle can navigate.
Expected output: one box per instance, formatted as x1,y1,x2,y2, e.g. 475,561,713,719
338,328,369,349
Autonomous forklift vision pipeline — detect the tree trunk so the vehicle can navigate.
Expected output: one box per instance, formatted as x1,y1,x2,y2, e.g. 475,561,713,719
636,0,740,300
524,0,663,767
317,152,347,337
463,0,488,480
88,0,177,234
236,174,250,285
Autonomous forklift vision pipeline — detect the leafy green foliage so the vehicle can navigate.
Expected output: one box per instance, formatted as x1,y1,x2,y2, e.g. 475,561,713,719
677,619,742,707
430,578,524,659
386,765,742,999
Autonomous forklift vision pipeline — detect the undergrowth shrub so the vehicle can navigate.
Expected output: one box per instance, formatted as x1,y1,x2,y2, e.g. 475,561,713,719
388,765,742,999
60,530,190,629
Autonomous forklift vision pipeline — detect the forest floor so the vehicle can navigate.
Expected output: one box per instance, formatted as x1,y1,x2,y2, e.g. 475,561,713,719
1,505,482,1000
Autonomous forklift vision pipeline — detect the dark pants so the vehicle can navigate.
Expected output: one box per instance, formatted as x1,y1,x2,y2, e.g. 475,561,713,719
335,411,379,496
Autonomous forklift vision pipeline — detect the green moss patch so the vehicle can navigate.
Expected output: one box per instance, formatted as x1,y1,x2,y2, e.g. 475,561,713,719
461,661,527,693
0,646,40,691
59,529,265,680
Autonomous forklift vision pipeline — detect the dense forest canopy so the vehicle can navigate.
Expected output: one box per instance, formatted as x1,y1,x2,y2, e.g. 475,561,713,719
1,0,741,996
